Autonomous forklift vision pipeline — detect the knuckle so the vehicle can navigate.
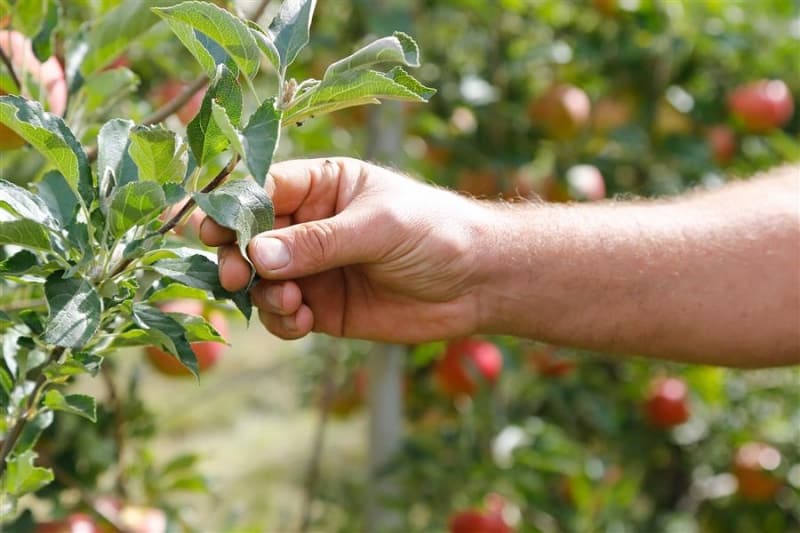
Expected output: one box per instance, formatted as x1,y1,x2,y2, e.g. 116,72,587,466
294,220,337,271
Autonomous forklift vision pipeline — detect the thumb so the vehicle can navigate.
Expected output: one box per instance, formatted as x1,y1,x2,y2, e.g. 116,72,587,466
247,212,374,280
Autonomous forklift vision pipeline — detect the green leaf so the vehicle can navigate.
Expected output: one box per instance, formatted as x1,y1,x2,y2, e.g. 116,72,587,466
128,126,185,184
42,390,97,421
192,179,274,271
0,220,51,251
153,1,261,79
211,97,282,186
16,411,53,455
43,352,103,379
109,181,167,237
0,250,38,274
35,172,78,228
150,254,222,292
325,32,419,79
42,273,102,349
2,451,54,497
97,119,138,194
268,0,317,71
187,64,242,166
241,97,282,187
246,20,279,72
0,96,93,204
147,284,208,303
0,179,58,229
31,0,60,62
284,67,435,125
81,0,176,76
12,0,47,36
80,68,140,115
131,303,198,377
169,313,226,344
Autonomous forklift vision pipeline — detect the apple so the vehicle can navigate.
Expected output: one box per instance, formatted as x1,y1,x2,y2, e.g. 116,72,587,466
152,80,206,125
0,30,67,150
565,164,605,201
145,300,229,376
118,505,167,533
35,513,100,533
528,84,591,139
705,125,736,165
434,338,502,398
728,80,794,133
644,377,690,428
733,441,782,502
527,346,576,378
592,97,633,132
449,510,511,533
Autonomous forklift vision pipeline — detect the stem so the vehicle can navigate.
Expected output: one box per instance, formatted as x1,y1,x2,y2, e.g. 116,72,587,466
0,41,21,92
85,75,209,163
298,351,337,533
0,346,65,480
101,365,128,498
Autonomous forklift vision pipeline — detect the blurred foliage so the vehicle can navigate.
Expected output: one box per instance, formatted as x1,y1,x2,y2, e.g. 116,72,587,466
1,0,798,532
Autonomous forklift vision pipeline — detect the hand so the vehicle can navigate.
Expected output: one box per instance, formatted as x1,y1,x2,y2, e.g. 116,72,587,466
200,158,495,342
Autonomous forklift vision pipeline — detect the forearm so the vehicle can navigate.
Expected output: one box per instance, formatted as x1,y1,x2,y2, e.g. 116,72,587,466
476,166,800,367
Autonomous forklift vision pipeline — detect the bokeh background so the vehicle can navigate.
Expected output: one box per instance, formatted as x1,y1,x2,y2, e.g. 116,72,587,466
1,0,799,532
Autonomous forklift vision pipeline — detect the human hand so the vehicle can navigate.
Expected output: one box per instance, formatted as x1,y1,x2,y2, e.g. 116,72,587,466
200,158,496,342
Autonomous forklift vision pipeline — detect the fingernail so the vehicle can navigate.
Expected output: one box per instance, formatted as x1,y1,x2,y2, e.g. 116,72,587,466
265,285,282,309
252,237,291,271
282,314,297,332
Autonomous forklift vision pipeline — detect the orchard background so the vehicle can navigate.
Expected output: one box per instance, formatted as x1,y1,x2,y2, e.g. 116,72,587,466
1,0,799,532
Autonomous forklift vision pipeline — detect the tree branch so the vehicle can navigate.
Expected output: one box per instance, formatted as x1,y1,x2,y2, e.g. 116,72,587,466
0,346,64,479
0,42,21,92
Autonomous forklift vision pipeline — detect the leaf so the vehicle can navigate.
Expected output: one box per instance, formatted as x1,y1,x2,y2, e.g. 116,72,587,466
109,181,167,237
43,352,103,379
97,118,138,191
128,126,184,184
0,96,93,204
31,0,59,62
42,273,102,349
168,313,226,344
0,220,51,251
16,411,53,455
147,284,208,303
80,68,140,115
131,303,197,377
153,1,261,79
81,0,176,76
211,97,282,186
150,254,222,292
284,67,435,125
0,250,38,274
35,171,78,228
325,32,420,79
241,97,282,187
2,451,54,497
268,0,317,71
246,20,279,72
187,64,242,165
192,179,274,270
42,390,97,421
0,179,58,229
12,0,47,36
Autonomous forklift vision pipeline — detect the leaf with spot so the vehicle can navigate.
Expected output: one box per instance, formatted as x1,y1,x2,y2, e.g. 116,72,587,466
42,273,102,349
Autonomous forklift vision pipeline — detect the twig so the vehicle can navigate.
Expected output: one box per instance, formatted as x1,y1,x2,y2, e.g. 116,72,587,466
0,346,64,479
298,349,337,533
85,75,209,163
0,41,21,91
101,365,128,498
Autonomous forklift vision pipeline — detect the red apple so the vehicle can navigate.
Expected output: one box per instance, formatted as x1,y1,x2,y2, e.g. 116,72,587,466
728,80,794,133
644,377,690,428
35,513,100,533
449,510,511,533
565,164,606,201
706,125,737,165
0,30,67,150
528,84,591,139
118,505,167,533
733,441,783,502
145,300,229,376
434,338,503,397
152,80,206,125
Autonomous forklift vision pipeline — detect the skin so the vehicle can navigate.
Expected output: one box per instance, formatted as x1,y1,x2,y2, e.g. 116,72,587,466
201,158,800,368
